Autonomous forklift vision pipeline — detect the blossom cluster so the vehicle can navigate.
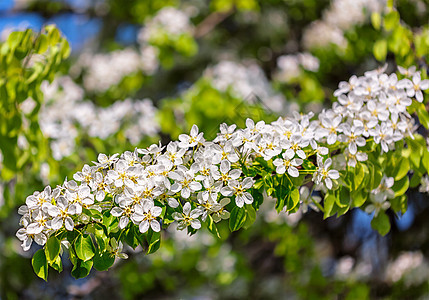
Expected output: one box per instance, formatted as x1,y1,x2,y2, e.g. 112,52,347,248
16,66,428,252
303,0,384,50
204,60,291,113
137,7,194,44
319,65,428,210
38,76,159,160
68,7,195,95
275,52,320,82
74,48,159,93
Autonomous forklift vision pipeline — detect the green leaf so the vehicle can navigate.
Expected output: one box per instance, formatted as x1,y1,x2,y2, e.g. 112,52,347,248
243,205,256,230
392,176,409,197
45,25,60,45
32,249,48,281
103,211,114,226
146,230,161,254
90,223,108,252
49,255,63,273
71,259,93,279
407,137,423,169
384,10,400,31
371,12,381,30
93,252,115,271
75,234,95,262
393,157,410,181
323,194,336,219
205,215,221,238
410,172,422,188
275,194,286,213
83,208,102,219
253,180,264,189
390,195,407,214
369,164,383,190
266,187,275,196
103,211,118,234
352,190,367,208
229,206,247,231
35,34,48,54
60,39,71,59
423,150,429,174
124,225,140,249
353,163,365,190
251,189,264,210
371,211,391,236
373,40,387,61
45,235,61,263
286,188,300,212
416,104,429,129
337,188,351,211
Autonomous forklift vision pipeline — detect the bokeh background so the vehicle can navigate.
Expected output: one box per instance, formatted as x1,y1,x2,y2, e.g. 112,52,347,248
1,0,429,299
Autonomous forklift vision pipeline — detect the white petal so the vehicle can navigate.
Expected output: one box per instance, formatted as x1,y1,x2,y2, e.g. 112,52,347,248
325,178,333,189
131,213,144,223
183,202,191,215
235,196,245,208
151,206,162,217
189,181,202,191
65,217,74,231
119,216,129,229
150,221,161,232
276,165,286,174
230,169,241,179
349,142,357,155
96,190,105,201
244,192,253,204
220,160,231,173
297,150,306,159
288,167,299,177
50,217,63,230
181,188,191,199
221,187,233,197
139,220,150,233
328,170,340,179
111,207,123,217
167,198,179,208
242,178,254,189
27,223,43,235
22,238,33,251
190,219,201,229
190,124,199,137
34,233,47,246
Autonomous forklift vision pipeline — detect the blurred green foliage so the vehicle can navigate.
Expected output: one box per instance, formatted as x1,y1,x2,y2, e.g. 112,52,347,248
0,25,69,216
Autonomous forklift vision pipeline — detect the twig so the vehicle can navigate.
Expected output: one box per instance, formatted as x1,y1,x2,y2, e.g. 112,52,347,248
194,9,234,38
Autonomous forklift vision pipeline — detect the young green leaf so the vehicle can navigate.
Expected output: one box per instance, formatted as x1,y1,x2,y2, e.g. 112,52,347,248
323,194,337,219
286,188,300,212
243,205,256,229
392,176,409,197
146,230,161,254
45,235,61,263
371,212,391,236
71,259,93,279
205,215,221,238
32,249,48,281
373,40,387,61
353,163,365,190
393,157,410,181
93,252,115,272
75,234,95,262
229,206,247,231
49,255,63,273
